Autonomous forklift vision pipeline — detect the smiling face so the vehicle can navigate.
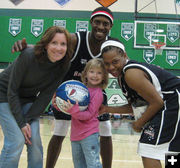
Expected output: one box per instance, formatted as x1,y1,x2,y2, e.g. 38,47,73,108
86,67,104,88
103,49,127,77
46,33,67,63
90,16,112,42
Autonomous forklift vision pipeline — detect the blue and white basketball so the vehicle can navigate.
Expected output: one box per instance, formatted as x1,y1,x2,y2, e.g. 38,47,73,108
56,80,90,115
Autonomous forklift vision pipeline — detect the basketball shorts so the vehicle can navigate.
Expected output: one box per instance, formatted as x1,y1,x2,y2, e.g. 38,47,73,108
137,88,180,160
53,119,112,137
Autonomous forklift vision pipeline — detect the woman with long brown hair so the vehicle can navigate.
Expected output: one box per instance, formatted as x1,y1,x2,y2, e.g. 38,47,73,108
0,26,72,168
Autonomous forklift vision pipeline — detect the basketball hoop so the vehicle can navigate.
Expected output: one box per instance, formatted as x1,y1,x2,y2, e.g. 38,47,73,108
152,42,166,55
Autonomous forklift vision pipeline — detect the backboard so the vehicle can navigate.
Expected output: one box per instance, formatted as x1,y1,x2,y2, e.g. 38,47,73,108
134,0,180,50
134,20,180,50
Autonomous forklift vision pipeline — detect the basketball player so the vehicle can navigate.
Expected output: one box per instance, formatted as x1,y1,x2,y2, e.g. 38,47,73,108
99,39,180,168
11,7,114,168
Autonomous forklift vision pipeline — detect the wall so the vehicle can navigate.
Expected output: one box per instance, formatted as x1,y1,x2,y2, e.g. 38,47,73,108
0,0,179,71
1,0,180,14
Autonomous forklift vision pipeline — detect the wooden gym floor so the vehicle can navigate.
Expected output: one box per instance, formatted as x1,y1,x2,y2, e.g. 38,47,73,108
0,115,165,168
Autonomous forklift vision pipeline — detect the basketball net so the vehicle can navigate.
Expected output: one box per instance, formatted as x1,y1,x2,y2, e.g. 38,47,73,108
152,42,166,55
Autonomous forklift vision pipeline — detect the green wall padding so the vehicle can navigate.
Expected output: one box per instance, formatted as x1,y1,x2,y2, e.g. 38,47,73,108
0,9,179,70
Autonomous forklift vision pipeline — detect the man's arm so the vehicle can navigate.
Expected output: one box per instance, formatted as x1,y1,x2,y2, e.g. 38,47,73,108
11,33,77,54
11,38,29,53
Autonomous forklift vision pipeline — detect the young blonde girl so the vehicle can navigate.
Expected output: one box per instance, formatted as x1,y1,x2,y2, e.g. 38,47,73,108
62,58,109,168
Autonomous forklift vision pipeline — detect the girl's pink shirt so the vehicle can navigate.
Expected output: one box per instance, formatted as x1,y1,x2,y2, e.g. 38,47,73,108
68,87,103,141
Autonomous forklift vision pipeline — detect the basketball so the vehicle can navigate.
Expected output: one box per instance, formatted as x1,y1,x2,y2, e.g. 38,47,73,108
56,80,90,115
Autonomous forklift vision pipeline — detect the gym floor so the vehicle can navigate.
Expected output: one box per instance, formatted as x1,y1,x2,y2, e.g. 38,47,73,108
0,115,165,168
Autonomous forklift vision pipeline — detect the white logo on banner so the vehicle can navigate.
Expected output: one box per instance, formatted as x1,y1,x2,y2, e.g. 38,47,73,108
31,19,44,37
166,51,178,66
144,23,156,41
9,18,22,36
143,50,155,64
53,20,66,28
76,21,88,32
121,22,134,41
167,24,179,43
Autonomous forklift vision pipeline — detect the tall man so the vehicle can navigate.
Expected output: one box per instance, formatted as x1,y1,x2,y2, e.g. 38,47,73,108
12,7,114,168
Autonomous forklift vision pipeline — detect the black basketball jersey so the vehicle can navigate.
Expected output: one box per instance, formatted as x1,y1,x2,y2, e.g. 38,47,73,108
120,60,180,148
63,31,111,82
120,60,180,105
